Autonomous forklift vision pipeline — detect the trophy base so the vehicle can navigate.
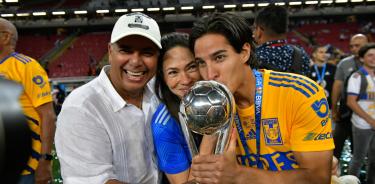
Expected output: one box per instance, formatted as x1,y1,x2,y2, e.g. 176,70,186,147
183,180,199,184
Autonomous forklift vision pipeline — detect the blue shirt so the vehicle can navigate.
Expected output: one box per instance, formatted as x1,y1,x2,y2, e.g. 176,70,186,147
151,103,191,174
256,39,311,76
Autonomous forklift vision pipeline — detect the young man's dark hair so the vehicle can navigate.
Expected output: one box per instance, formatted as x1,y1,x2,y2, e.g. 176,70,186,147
358,42,375,58
190,12,259,69
254,5,288,36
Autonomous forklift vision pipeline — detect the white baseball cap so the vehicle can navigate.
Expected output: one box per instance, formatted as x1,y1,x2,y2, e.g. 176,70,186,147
110,12,162,48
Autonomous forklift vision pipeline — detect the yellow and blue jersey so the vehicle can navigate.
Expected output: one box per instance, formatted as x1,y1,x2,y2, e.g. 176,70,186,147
236,70,334,171
0,52,52,174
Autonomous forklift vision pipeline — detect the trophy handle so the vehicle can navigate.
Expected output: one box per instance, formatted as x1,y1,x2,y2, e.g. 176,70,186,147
214,119,233,154
179,112,199,158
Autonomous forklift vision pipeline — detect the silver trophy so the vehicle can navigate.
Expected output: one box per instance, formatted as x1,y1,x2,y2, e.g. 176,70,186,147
179,80,236,160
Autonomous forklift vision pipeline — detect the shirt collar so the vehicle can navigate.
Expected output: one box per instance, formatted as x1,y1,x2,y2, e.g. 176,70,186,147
258,39,287,49
97,65,155,112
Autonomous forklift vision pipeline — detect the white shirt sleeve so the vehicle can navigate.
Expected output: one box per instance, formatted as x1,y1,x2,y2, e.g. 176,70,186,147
55,105,118,184
347,73,361,96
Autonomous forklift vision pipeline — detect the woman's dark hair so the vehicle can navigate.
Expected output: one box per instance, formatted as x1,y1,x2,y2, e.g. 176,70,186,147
154,32,191,120
190,12,259,69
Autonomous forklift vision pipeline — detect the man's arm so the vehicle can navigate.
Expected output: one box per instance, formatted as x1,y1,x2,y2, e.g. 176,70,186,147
35,102,56,184
191,132,332,184
347,95,375,127
331,80,343,122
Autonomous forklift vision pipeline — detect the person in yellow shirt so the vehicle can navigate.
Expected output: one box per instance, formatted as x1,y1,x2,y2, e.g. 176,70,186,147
0,18,55,184
189,12,334,183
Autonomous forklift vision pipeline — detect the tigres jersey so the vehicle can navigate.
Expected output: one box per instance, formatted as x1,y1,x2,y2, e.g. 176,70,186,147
235,70,334,171
0,52,52,174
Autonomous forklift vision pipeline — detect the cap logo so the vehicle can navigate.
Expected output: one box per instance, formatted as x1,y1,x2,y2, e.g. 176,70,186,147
128,15,149,30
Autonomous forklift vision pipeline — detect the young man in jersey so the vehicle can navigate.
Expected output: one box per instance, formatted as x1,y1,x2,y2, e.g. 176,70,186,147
331,34,368,160
189,12,334,183
346,43,375,183
0,18,56,184
55,13,161,183
309,45,336,107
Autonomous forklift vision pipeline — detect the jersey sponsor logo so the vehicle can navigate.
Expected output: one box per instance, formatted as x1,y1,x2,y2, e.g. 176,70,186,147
262,118,283,145
237,151,298,171
311,98,329,118
32,75,46,88
303,132,332,141
37,91,50,98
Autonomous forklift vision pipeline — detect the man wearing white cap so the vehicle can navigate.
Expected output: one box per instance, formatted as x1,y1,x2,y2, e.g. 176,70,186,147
55,13,162,184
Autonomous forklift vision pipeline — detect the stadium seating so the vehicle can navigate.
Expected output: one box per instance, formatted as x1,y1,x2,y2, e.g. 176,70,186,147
17,34,66,60
48,32,110,77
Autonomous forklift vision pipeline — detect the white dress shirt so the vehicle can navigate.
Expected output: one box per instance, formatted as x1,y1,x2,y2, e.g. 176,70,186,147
55,65,160,184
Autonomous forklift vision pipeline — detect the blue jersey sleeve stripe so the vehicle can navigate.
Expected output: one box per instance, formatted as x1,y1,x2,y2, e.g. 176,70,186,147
157,108,169,124
269,76,316,95
270,72,319,92
13,53,30,64
155,104,167,123
31,131,41,141
31,149,41,160
162,115,171,126
269,82,311,98
14,52,31,63
25,115,39,125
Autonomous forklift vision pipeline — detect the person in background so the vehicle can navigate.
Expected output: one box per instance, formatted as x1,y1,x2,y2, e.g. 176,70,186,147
189,12,334,183
331,34,368,160
152,32,215,184
309,45,336,107
253,5,311,76
55,13,161,184
346,43,375,183
0,18,56,184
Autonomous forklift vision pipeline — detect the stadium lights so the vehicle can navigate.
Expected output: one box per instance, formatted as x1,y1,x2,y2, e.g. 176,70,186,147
258,3,270,6
305,0,319,4
74,10,87,15
367,0,375,2
1,14,14,17
16,13,30,17
96,10,109,14
147,8,160,11
162,7,175,11
202,5,215,9
33,12,47,16
5,0,18,2
275,2,286,5
115,9,128,13
224,4,236,8
351,0,363,2
242,3,255,7
131,8,144,12
320,0,333,3
52,11,65,15
181,6,194,10
335,0,348,2
289,1,302,5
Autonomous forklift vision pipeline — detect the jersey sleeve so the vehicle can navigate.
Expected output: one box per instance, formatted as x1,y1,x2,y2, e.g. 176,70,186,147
22,58,52,107
290,85,335,152
347,73,361,96
151,106,190,174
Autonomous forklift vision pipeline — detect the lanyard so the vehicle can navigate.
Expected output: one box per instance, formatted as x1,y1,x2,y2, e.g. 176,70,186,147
314,63,326,83
234,69,263,168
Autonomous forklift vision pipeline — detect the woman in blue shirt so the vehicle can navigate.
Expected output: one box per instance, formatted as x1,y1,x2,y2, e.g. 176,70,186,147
152,32,213,184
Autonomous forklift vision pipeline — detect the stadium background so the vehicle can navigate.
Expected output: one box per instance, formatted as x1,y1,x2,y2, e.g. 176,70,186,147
0,0,374,183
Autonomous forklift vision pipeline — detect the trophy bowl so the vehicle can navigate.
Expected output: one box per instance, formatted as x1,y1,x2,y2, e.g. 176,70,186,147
181,80,233,135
